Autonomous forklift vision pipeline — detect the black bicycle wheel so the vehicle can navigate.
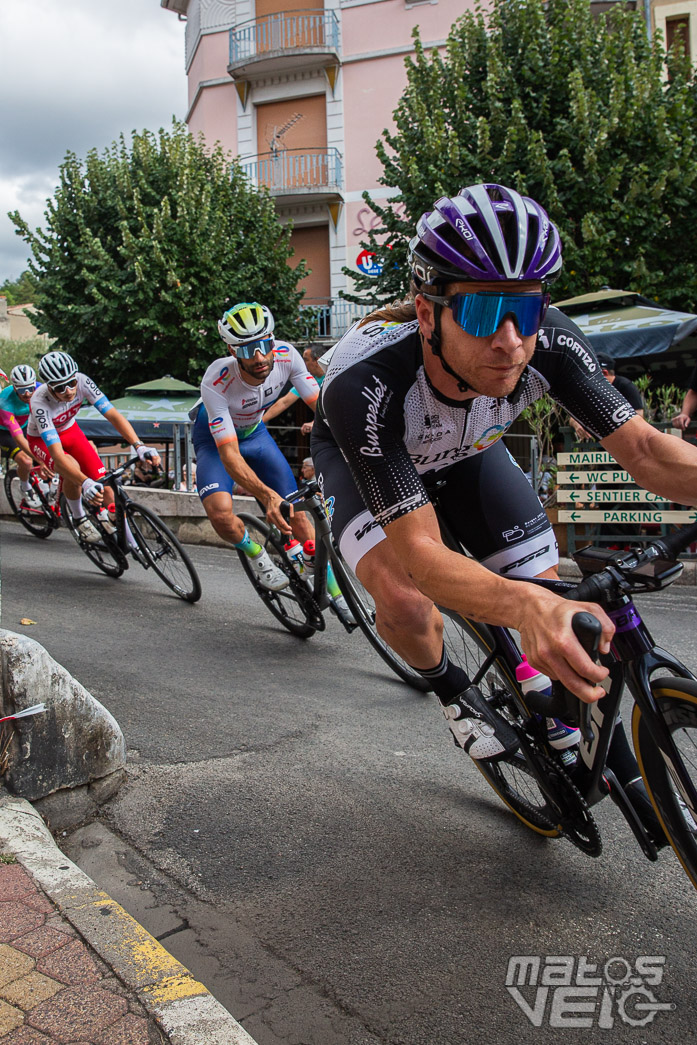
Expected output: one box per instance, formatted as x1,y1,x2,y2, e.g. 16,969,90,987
4,468,54,538
60,494,127,577
440,608,562,837
633,677,697,891
125,502,202,603
236,512,323,638
328,552,430,691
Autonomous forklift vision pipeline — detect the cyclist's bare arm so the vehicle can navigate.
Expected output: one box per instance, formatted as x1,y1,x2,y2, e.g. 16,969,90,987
102,407,161,465
603,414,697,502
218,439,292,535
263,391,297,423
264,390,319,423
384,503,613,701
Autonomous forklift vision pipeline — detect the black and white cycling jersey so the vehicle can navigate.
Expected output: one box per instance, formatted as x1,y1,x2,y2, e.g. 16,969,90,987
315,307,634,531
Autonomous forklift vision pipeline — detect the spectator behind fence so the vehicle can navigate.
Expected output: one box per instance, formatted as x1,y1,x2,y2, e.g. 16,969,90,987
300,456,315,481
672,362,697,430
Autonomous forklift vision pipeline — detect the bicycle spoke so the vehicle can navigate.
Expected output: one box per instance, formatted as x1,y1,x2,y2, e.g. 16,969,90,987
126,503,201,602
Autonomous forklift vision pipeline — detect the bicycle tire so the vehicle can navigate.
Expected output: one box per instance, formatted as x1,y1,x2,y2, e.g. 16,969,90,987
633,676,697,891
328,551,430,691
236,512,323,638
439,608,562,837
125,502,202,603
4,467,54,538
59,494,127,577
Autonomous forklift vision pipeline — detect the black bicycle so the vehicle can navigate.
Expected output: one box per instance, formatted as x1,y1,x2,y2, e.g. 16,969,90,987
235,478,429,691
433,491,697,892
61,458,202,603
3,461,62,539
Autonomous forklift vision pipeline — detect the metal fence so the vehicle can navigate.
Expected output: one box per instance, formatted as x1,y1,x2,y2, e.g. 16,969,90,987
299,300,374,340
96,427,546,500
100,424,197,493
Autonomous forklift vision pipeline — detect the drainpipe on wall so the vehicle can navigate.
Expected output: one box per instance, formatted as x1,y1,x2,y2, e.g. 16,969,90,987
644,0,652,41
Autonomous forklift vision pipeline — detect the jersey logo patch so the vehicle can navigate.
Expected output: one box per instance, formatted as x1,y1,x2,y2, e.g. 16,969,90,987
472,424,510,452
213,366,233,387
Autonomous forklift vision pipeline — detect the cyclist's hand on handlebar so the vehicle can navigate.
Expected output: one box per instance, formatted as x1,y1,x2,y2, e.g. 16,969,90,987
38,463,54,481
134,443,161,466
82,477,104,506
518,590,614,703
264,491,293,535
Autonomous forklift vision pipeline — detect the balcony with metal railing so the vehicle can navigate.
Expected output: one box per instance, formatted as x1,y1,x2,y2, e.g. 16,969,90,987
241,146,343,205
228,10,340,79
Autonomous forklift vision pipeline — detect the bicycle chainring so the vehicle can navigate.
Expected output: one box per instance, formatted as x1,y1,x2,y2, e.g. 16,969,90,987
535,746,602,857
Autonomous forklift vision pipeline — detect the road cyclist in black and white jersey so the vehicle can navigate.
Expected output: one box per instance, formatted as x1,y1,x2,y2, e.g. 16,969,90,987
27,351,161,545
191,301,321,592
313,183,697,808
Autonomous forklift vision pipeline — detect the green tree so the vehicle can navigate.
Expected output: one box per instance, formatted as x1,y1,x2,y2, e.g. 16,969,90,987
346,0,697,311
0,271,39,306
10,121,306,394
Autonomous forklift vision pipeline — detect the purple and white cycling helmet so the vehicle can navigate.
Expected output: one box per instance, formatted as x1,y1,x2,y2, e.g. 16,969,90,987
409,183,562,288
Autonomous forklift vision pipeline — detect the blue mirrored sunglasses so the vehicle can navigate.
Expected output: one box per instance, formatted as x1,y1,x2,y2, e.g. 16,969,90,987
424,291,550,338
234,337,274,359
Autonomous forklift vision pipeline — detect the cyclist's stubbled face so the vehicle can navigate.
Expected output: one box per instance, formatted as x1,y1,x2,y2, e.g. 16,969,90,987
236,346,275,382
417,279,541,399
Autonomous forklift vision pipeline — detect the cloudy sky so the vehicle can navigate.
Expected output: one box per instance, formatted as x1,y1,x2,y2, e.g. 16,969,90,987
0,0,187,282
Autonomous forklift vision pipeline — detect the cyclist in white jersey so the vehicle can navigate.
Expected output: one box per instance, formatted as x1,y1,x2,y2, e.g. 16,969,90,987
28,351,160,544
191,302,319,589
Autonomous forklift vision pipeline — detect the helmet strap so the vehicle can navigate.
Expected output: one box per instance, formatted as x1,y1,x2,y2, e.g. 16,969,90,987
506,367,530,405
427,302,472,394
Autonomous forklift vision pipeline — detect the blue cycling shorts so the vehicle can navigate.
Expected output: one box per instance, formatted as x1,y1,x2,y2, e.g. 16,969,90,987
192,405,297,503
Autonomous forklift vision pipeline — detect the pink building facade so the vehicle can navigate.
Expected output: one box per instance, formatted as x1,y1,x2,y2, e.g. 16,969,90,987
161,0,472,337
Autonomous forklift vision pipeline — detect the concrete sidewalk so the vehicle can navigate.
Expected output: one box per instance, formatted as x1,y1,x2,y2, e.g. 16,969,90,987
0,792,257,1045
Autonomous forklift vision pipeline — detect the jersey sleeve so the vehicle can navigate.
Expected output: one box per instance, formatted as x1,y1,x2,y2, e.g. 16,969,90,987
200,360,238,447
30,391,60,447
321,356,430,527
82,375,113,416
532,310,636,439
287,348,320,406
0,409,23,440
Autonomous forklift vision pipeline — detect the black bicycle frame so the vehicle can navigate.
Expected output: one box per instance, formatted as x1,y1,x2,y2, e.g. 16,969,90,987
283,483,357,625
98,472,133,557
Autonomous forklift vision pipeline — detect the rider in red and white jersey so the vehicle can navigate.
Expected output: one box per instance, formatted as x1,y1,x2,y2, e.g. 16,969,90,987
28,351,160,544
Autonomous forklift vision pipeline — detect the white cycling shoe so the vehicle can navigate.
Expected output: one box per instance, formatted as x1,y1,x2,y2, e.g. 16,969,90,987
332,594,357,625
74,516,102,544
21,489,42,510
443,685,519,762
250,548,289,591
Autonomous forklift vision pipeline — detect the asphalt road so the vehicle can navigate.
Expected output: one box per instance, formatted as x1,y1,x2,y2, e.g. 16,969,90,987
2,518,697,1044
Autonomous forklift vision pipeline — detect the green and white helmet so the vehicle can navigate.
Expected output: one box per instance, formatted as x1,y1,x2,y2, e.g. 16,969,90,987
218,302,275,346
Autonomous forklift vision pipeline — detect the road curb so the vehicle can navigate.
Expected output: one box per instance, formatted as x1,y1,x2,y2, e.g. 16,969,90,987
0,792,259,1045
